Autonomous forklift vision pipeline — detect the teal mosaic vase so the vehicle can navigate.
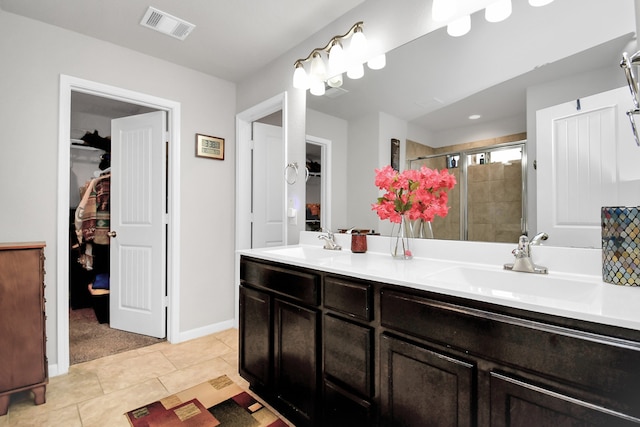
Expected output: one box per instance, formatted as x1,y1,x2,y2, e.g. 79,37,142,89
602,207,640,286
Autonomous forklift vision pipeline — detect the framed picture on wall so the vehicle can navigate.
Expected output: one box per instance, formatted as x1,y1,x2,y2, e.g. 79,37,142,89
196,134,225,160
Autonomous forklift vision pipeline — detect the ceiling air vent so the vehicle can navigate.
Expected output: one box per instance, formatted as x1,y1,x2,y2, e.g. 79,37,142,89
140,7,195,41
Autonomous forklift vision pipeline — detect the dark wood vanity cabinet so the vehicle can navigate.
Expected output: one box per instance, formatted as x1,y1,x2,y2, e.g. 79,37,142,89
322,276,375,426
0,242,47,416
239,258,320,427
240,255,640,426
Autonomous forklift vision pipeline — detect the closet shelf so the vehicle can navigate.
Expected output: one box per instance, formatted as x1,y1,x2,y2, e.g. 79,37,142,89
71,139,102,151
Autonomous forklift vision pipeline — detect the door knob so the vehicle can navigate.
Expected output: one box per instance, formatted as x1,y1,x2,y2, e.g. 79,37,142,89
108,231,117,238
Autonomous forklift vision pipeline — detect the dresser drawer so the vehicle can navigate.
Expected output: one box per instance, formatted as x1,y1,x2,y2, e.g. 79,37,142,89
324,276,372,321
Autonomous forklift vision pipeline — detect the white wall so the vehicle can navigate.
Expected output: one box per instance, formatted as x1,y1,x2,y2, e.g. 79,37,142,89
0,10,237,367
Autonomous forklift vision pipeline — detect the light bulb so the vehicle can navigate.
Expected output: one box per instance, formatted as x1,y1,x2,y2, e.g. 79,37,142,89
327,73,343,88
447,15,470,37
328,41,346,75
309,77,325,96
367,53,386,70
292,63,309,89
347,63,364,79
485,0,512,23
310,52,327,81
529,0,554,6
432,0,456,22
349,29,367,62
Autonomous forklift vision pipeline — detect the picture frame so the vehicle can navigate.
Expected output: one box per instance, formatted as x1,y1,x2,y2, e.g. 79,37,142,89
196,134,225,160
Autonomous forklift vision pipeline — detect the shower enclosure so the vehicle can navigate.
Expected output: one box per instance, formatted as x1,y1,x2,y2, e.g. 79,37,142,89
408,141,526,243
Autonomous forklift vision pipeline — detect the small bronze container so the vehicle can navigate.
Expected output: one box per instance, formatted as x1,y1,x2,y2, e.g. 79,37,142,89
351,233,367,253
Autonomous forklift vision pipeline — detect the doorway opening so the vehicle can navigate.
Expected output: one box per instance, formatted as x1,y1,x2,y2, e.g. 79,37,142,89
68,92,165,364
56,75,182,376
305,136,331,233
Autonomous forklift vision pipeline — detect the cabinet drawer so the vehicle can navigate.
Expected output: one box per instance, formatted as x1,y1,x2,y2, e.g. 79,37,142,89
381,289,640,415
241,257,319,306
324,276,372,320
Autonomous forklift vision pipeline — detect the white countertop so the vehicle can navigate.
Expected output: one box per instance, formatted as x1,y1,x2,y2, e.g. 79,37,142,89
237,232,640,332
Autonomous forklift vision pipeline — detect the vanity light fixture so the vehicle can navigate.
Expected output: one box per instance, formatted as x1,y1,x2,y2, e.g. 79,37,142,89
292,22,386,95
434,0,554,37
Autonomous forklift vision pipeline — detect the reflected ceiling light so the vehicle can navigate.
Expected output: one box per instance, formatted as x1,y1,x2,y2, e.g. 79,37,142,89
447,14,471,37
436,0,553,37
468,114,482,120
529,0,554,6
485,0,512,23
292,21,386,95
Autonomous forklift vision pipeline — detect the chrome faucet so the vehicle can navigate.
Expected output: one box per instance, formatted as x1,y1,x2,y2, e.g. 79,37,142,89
318,229,342,250
504,232,549,274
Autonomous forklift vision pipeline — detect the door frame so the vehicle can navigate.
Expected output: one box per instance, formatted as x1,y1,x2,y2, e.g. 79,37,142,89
305,135,332,232
235,92,288,325
56,75,181,375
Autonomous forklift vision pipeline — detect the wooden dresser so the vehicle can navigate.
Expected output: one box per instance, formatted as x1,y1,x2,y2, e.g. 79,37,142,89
0,242,47,416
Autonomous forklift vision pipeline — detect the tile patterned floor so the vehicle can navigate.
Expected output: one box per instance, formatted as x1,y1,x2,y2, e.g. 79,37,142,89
0,329,293,427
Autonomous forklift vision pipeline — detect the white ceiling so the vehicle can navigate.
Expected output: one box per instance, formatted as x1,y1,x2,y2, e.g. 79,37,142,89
0,0,364,82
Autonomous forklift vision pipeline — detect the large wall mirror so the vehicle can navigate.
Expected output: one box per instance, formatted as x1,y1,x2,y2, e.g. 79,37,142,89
306,0,637,248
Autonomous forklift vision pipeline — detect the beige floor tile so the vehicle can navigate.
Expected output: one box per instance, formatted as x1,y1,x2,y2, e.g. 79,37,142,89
77,378,168,427
7,404,82,427
158,356,237,394
95,351,177,394
214,328,239,350
8,370,103,418
160,335,234,369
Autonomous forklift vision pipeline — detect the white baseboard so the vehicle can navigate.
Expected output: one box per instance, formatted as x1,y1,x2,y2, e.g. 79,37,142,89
174,319,236,343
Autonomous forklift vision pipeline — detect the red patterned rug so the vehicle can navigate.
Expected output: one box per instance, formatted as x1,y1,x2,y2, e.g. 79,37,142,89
124,375,289,427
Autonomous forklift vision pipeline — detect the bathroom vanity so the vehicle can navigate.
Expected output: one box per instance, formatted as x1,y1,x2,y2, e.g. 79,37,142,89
238,233,640,427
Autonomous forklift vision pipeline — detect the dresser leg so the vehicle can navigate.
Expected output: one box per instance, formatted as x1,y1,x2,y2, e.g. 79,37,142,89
0,395,8,416
32,385,46,405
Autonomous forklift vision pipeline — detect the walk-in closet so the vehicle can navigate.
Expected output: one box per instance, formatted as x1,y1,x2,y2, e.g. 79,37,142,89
68,92,163,364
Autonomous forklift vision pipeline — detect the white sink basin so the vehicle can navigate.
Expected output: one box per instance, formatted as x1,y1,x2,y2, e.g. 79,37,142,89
424,266,602,307
262,246,347,260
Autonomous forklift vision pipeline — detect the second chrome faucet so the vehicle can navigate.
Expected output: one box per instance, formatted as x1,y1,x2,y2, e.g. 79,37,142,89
504,232,549,274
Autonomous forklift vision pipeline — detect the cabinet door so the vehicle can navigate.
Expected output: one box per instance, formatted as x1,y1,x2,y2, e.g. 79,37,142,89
274,298,319,426
490,372,640,427
380,334,475,427
239,286,271,388
324,314,373,398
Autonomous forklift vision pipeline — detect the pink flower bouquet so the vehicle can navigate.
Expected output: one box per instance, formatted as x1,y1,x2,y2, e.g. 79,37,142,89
372,165,456,223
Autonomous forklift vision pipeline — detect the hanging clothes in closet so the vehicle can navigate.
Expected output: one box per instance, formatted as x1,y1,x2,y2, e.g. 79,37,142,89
75,171,110,272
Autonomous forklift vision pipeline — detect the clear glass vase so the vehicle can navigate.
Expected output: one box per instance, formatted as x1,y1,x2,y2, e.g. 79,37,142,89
390,216,413,260
407,218,434,239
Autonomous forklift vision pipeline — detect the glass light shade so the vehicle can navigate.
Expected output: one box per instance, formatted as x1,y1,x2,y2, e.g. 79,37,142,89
349,30,367,62
529,0,554,6
447,15,470,37
327,73,343,88
432,0,456,22
310,53,327,80
485,0,512,22
367,53,386,70
328,42,346,75
309,77,325,96
292,64,309,89
347,62,364,79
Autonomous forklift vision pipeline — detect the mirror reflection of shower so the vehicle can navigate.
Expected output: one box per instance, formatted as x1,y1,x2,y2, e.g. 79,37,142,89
409,141,526,243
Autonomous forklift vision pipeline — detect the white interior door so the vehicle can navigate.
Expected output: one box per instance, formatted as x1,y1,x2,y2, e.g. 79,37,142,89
537,86,640,248
252,122,285,248
110,111,166,338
